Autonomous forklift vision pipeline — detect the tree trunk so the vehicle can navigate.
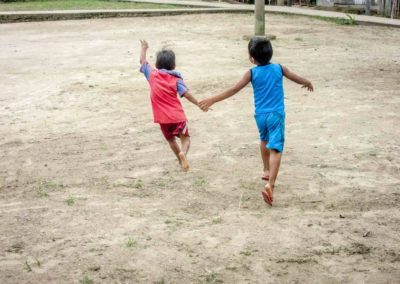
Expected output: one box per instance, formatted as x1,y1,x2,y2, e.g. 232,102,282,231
378,0,384,15
365,0,371,15
391,0,398,18
385,0,392,17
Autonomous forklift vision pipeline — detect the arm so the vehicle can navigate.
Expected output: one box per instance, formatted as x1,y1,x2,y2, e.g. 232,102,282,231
140,40,148,65
182,92,200,107
281,65,314,91
199,71,251,111
176,80,204,110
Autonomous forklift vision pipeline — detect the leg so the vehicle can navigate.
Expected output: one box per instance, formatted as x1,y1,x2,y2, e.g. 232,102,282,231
262,112,285,205
260,141,270,180
180,134,191,156
265,149,282,202
167,137,181,164
178,133,190,172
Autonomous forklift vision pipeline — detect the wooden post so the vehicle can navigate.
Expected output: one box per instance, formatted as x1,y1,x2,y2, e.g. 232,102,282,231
255,0,265,36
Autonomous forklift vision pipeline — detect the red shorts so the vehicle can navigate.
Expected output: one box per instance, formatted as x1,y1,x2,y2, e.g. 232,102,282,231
159,121,189,141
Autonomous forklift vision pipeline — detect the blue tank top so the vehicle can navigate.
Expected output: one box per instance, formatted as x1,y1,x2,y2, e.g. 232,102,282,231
250,63,285,115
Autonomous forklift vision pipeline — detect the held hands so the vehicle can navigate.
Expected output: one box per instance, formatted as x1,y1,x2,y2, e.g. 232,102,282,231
198,104,208,112
198,98,214,112
302,80,314,92
140,39,149,50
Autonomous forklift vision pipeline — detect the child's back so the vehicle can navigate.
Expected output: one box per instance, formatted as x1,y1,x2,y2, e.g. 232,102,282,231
251,63,284,115
146,68,187,124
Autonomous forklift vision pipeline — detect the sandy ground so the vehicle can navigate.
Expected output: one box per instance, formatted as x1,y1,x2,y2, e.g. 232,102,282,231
0,13,399,284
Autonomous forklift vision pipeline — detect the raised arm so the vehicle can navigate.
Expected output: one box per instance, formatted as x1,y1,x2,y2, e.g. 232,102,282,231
281,65,314,91
199,71,251,111
140,40,149,64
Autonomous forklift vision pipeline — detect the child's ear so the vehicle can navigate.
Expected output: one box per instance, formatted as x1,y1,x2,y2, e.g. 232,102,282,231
249,57,255,64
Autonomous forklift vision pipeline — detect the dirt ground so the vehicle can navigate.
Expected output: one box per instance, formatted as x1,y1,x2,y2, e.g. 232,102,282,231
0,13,399,284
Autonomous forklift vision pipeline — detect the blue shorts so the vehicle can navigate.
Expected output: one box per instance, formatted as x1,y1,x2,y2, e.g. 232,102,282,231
255,112,285,152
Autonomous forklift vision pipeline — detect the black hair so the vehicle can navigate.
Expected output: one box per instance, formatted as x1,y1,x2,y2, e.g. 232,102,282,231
156,49,175,70
248,37,273,66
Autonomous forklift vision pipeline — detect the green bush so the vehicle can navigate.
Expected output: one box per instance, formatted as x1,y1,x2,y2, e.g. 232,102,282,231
1,0,28,3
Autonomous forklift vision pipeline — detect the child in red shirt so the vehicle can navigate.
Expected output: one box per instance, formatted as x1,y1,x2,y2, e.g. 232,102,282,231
139,40,202,171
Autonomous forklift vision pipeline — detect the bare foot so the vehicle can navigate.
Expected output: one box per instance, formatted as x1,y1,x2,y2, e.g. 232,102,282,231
265,183,274,202
261,171,270,181
261,183,274,206
178,152,189,172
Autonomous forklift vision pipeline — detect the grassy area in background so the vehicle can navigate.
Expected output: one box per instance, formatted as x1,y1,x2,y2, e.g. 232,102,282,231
0,0,182,11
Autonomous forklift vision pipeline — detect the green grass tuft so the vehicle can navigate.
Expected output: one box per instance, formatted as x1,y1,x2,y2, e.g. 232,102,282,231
0,0,182,12
126,237,137,248
36,179,58,197
66,195,75,206
80,275,94,284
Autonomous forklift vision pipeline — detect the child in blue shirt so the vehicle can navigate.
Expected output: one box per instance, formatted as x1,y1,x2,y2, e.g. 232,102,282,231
199,37,313,206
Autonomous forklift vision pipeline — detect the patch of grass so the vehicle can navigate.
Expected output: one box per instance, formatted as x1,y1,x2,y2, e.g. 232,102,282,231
154,278,166,284
240,246,258,256
204,272,223,284
36,179,58,197
212,216,222,224
314,243,372,256
152,176,176,188
345,242,372,255
126,237,137,248
225,265,237,271
113,179,144,189
37,187,49,197
66,195,75,206
344,14,357,25
131,179,144,189
0,0,182,12
278,11,358,26
100,143,108,151
276,257,317,264
164,218,186,226
80,275,94,284
311,14,357,25
325,203,337,210
192,176,207,188
240,249,252,256
294,37,303,41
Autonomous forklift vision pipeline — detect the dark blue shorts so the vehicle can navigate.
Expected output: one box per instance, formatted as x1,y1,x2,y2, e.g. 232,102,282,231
255,112,285,152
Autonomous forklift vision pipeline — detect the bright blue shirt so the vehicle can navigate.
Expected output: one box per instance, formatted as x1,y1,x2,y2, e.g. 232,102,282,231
250,63,284,115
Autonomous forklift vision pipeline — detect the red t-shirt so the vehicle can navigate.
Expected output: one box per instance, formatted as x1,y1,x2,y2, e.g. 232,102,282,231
140,63,188,124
